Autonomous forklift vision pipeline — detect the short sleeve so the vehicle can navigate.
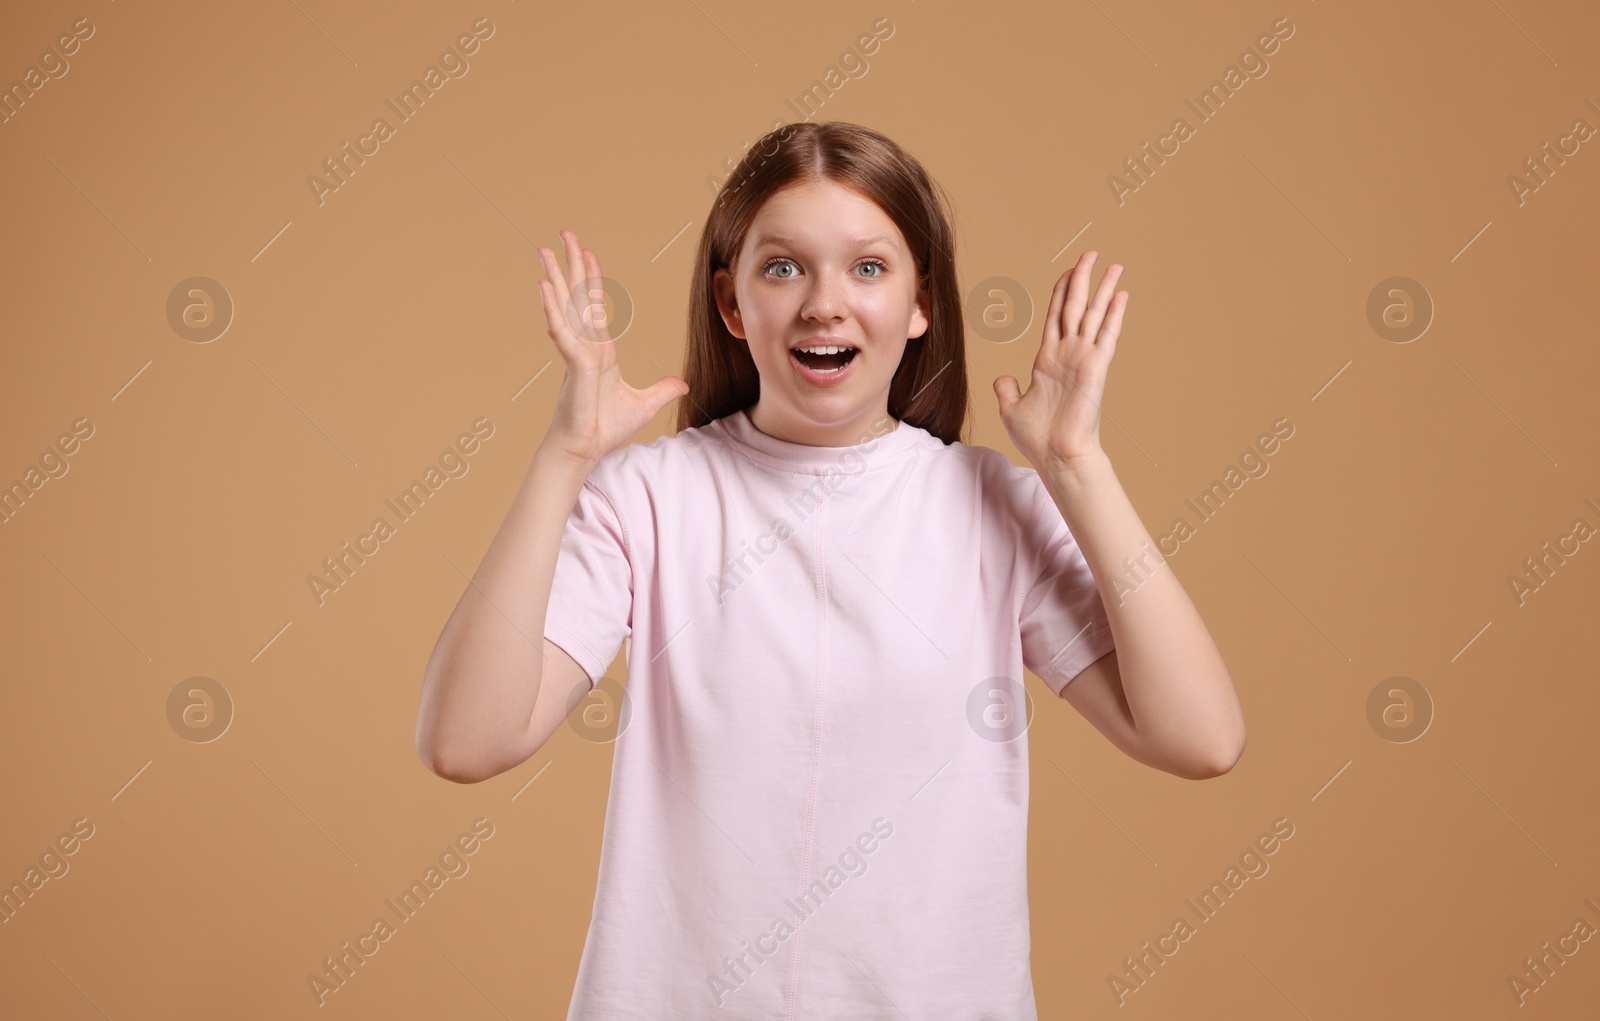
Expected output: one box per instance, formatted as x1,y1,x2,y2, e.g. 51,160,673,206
1017,470,1115,696
543,477,634,685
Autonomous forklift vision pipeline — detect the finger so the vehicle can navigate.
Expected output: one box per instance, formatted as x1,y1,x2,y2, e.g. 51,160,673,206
1081,264,1124,343
561,228,584,289
538,246,579,351
539,233,572,305
537,278,581,363
539,277,585,356
1063,251,1097,339
1041,269,1071,350
560,230,594,340
580,247,613,344
1097,292,1129,356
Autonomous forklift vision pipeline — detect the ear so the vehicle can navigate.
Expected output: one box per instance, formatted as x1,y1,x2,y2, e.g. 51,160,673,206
712,267,746,340
908,284,931,341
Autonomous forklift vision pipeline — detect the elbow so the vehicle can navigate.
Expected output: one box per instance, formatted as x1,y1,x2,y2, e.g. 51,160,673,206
419,745,490,785
1182,695,1248,780
415,687,495,784
418,725,525,784
415,737,455,782
415,715,448,779
1184,731,1247,780
415,727,488,785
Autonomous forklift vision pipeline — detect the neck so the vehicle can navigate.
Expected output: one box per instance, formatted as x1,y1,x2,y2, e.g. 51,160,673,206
745,402,896,447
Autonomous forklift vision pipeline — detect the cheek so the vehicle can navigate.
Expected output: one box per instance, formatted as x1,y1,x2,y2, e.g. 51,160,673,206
743,295,795,337
746,310,786,350
858,289,914,329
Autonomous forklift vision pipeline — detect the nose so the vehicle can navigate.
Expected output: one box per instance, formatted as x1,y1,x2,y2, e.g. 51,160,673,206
801,272,847,322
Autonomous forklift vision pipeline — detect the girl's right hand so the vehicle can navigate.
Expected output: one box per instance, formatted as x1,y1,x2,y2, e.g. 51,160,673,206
536,229,690,470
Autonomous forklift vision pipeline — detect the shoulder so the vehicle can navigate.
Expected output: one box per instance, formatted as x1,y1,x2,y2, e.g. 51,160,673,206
582,418,726,498
926,438,1047,514
894,435,1052,549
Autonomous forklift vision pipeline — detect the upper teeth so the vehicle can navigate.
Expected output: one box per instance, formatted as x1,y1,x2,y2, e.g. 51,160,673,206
796,345,854,355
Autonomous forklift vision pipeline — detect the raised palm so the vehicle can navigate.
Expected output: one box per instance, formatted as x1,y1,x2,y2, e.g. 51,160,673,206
993,251,1128,473
537,230,688,468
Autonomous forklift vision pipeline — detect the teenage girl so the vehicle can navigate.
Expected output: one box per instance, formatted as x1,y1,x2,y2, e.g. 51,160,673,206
416,121,1245,1020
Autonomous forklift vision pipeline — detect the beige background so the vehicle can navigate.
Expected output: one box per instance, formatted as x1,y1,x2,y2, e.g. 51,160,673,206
3,0,1598,1017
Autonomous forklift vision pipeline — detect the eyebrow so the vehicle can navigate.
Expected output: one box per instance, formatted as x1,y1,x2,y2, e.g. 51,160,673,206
751,233,902,253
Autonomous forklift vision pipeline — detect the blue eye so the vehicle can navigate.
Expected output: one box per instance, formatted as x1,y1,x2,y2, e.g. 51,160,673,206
761,257,889,279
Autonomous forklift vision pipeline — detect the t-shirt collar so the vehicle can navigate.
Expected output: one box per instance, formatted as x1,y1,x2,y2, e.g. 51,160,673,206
714,407,922,474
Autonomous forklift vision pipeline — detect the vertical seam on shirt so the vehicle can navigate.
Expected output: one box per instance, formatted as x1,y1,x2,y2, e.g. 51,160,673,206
585,477,634,564
1016,468,1054,620
784,497,828,1020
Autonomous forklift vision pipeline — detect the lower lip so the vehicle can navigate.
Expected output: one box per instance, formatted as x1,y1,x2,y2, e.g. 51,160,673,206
789,349,859,387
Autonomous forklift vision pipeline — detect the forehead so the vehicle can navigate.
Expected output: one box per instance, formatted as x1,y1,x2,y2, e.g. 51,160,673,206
744,180,906,254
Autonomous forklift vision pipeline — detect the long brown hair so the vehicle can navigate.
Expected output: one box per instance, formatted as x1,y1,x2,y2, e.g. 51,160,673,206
676,121,969,445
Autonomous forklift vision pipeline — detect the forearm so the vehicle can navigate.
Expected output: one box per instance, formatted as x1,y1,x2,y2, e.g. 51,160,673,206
1043,452,1246,773
416,441,592,779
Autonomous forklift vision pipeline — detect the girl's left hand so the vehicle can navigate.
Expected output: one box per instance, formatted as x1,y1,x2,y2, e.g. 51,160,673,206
993,251,1128,473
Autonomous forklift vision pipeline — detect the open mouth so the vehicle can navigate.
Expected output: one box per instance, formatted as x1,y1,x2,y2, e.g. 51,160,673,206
791,347,859,374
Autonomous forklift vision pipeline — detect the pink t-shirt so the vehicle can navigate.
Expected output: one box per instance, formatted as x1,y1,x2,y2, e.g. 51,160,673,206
543,407,1115,1020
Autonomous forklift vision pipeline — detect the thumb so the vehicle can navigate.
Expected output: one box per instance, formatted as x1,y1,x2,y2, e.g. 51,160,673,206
644,375,691,413
993,375,1021,414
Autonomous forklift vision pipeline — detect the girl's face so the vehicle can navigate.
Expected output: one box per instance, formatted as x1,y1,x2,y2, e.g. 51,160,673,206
713,179,929,448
